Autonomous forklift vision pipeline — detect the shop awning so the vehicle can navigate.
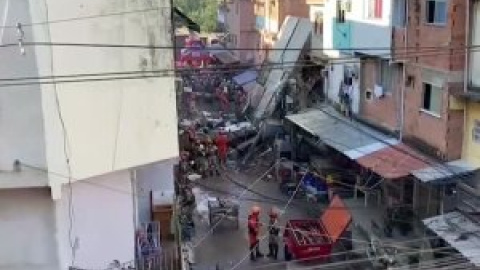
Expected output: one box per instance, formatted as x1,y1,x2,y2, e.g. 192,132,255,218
412,159,478,184
424,212,480,267
232,70,258,86
320,195,352,243
356,144,430,179
286,108,397,159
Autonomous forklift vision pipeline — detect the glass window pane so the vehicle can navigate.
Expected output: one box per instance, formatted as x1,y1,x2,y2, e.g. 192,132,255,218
430,85,442,114
435,1,447,24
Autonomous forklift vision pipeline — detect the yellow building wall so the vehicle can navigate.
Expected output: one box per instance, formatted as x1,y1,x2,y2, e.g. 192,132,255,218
463,102,480,166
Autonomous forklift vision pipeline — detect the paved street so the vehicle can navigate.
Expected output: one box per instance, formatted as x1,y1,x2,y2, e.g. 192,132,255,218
191,162,316,270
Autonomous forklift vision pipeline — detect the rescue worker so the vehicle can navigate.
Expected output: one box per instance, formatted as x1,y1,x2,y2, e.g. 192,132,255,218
267,207,280,259
215,131,229,166
248,206,264,261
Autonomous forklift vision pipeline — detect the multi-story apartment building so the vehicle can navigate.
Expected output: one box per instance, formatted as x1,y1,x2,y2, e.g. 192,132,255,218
253,0,309,63
0,0,178,269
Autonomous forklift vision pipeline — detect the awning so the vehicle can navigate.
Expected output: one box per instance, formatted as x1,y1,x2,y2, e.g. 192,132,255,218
424,212,480,267
412,159,478,184
173,8,200,33
356,144,430,179
320,195,352,243
232,70,258,86
286,108,397,160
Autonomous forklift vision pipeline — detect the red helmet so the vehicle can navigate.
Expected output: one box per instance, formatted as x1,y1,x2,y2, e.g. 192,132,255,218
251,206,261,215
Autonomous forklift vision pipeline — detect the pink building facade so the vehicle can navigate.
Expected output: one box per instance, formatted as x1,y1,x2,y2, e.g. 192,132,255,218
224,0,258,62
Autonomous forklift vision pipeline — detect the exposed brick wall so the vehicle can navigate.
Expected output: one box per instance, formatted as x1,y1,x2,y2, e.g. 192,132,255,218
396,0,466,160
405,0,465,71
359,59,402,132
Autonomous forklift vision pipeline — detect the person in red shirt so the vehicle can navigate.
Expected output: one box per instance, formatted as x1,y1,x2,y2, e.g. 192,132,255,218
215,131,229,166
248,206,263,261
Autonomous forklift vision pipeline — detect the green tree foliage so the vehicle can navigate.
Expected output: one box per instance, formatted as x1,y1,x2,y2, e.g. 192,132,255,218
174,0,219,33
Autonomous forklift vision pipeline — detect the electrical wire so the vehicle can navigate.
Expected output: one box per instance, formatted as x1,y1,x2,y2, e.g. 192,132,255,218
261,246,477,270
193,158,288,248
0,45,473,88
0,6,169,29
8,41,480,52
0,44,469,84
19,164,474,267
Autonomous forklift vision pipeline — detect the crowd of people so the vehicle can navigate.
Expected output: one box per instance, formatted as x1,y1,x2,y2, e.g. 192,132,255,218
179,127,229,178
181,69,248,119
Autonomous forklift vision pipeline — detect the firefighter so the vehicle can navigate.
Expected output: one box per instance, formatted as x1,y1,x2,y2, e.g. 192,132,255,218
248,206,264,261
215,131,229,166
267,207,280,259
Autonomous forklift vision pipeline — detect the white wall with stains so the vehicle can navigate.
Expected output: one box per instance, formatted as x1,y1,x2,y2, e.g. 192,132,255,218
26,0,179,196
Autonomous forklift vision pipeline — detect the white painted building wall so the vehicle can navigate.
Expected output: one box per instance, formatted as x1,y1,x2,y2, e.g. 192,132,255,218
26,0,179,197
322,0,340,58
0,0,47,172
55,170,135,270
0,188,58,270
349,0,392,56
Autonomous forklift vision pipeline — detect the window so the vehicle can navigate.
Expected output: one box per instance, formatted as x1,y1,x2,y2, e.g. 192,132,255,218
473,120,480,143
376,60,392,92
426,0,447,24
337,0,346,23
393,0,406,27
422,83,442,115
368,0,383,19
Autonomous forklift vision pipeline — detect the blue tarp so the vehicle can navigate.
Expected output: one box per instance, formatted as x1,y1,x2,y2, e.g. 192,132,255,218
232,70,258,86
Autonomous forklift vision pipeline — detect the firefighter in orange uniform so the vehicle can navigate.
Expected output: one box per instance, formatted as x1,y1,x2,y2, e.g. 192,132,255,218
248,206,264,261
267,207,280,259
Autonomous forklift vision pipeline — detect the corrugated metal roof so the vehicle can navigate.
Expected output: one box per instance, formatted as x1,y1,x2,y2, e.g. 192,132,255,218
412,159,478,184
287,108,474,181
424,212,480,267
286,108,396,159
356,144,430,179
